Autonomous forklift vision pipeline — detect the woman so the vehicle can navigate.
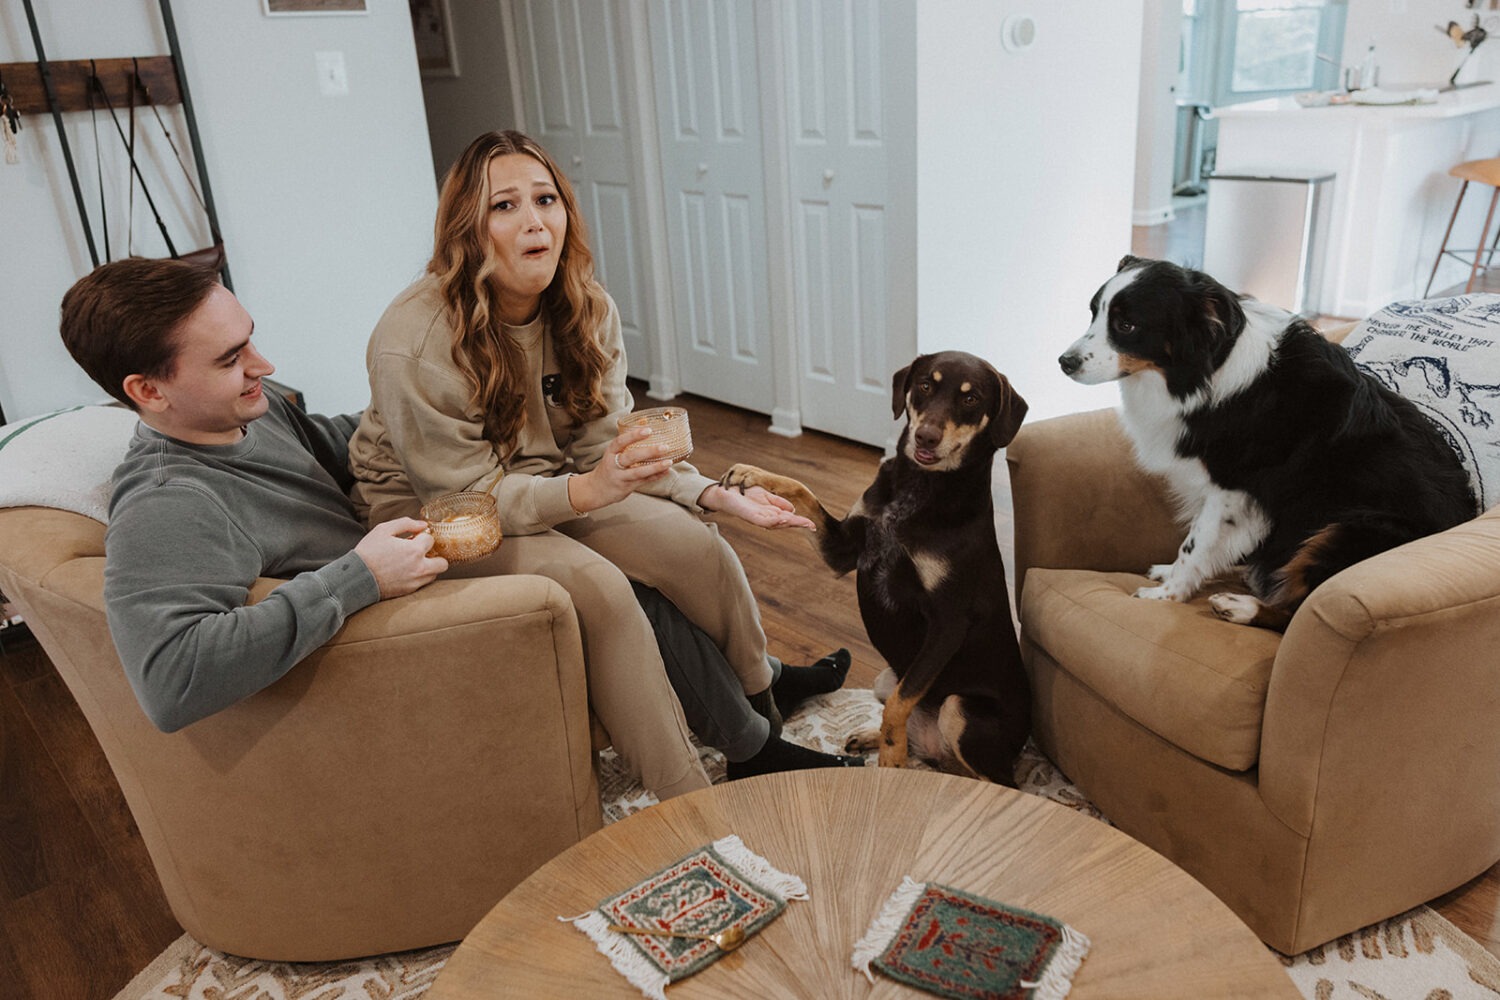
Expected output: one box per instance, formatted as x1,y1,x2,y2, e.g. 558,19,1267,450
349,131,851,799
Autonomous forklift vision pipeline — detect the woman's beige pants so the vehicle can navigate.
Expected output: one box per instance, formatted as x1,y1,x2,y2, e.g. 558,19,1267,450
447,493,773,800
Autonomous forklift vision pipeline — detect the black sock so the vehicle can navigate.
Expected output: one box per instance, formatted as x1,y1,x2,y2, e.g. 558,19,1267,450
726,735,864,780
772,649,851,719
746,686,783,740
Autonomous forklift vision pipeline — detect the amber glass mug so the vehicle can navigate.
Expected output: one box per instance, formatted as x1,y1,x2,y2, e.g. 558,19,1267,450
616,406,693,467
419,491,502,563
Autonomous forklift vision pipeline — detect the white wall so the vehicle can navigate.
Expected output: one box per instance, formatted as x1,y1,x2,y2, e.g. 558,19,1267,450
0,0,436,421
915,1,1145,423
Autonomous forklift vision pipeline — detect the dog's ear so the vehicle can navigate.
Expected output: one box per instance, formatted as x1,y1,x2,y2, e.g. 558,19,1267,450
1198,277,1247,348
890,359,918,419
1118,254,1147,272
1164,273,1247,396
988,374,1029,448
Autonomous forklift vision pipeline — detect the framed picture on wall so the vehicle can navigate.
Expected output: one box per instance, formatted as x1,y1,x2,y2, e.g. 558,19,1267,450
410,0,460,78
263,0,368,14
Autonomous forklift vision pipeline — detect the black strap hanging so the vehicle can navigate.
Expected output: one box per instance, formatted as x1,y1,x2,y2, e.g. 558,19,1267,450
87,62,110,262
134,61,221,260
136,60,208,217
126,60,137,256
22,0,99,267
158,0,231,289
90,73,177,258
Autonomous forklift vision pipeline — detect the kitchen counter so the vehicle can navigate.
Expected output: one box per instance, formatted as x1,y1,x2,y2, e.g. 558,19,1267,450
1218,83,1500,121
1212,82,1500,317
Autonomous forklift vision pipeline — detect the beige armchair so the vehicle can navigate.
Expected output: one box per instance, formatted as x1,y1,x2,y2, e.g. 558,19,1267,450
1007,407,1500,955
0,505,602,961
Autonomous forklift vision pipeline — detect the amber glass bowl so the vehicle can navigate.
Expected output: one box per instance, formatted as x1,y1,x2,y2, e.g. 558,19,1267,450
617,406,693,467
419,491,502,564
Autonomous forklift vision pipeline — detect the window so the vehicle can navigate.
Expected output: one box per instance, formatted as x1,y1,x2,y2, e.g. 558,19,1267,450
1182,0,1348,107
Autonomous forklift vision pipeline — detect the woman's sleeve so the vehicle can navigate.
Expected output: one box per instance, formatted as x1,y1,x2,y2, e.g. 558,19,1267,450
367,349,497,502
569,297,716,511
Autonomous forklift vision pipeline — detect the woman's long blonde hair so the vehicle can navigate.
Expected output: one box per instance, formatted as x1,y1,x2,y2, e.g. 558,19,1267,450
429,130,612,451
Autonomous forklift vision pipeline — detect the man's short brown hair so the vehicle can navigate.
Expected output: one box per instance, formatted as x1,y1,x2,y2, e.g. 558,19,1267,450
59,257,222,410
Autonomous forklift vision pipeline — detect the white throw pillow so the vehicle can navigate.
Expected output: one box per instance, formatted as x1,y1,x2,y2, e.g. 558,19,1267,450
1344,295,1500,512
0,404,139,523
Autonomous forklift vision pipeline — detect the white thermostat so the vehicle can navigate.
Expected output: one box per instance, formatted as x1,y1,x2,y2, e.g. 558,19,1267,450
1002,15,1037,53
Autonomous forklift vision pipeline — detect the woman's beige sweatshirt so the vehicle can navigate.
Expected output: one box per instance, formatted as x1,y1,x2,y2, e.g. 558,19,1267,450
348,274,713,534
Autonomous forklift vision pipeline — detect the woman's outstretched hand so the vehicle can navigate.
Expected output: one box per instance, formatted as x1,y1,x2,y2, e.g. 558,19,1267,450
698,483,815,530
567,425,673,514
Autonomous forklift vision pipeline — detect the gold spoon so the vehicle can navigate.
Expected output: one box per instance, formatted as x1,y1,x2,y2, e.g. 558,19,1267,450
607,922,747,951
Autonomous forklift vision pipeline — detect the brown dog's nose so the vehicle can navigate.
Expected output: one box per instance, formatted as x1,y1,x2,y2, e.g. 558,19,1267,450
1059,352,1082,376
914,423,943,450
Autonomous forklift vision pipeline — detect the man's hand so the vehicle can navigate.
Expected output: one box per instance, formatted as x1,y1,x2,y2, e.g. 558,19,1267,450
697,483,815,529
355,518,448,598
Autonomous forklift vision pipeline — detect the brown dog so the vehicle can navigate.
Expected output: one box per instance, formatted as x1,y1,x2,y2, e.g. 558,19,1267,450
721,351,1030,784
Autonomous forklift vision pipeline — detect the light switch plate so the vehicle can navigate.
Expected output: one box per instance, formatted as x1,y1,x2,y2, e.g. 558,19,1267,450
316,50,349,96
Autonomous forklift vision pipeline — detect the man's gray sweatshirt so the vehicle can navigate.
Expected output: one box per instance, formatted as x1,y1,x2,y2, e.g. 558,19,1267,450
104,390,381,731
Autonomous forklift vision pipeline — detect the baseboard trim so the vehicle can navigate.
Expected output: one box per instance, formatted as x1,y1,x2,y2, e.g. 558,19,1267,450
769,408,802,438
1132,205,1177,227
646,375,680,401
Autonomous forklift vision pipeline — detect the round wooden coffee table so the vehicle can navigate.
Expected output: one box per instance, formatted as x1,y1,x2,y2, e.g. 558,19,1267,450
426,767,1298,998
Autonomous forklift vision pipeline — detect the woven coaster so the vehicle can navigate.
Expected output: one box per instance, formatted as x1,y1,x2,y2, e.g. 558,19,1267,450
563,834,807,1000
852,877,1091,1000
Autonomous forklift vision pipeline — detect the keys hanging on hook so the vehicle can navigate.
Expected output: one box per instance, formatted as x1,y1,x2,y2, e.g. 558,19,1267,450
0,71,22,165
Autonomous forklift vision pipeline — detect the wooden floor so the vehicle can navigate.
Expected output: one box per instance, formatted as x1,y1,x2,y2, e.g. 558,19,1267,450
1,381,1497,999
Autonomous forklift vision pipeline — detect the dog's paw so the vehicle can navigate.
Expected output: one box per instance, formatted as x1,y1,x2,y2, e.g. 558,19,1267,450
1146,563,1174,582
877,742,909,769
1134,583,1189,602
844,728,881,754
1209,592,1259,624
719,463,771,494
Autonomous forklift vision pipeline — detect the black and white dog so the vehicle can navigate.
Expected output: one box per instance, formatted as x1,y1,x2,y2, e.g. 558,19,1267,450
1058,255,1477,630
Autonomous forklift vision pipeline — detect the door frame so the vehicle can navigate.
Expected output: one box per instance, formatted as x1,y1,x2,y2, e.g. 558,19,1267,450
754,1,803,438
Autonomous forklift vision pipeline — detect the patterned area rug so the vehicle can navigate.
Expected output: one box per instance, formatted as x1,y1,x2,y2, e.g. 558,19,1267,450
114,689,1500,1000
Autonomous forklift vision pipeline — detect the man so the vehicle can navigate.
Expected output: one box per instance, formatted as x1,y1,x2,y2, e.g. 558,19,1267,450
60,258,444,732
59,258,856,776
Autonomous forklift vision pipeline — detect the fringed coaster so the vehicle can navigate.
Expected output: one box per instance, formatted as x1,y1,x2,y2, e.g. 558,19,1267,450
562,834,807,1000
852,877,1091,1000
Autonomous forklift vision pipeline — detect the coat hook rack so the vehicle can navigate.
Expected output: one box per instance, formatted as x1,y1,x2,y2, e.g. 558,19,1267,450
0,56,181,114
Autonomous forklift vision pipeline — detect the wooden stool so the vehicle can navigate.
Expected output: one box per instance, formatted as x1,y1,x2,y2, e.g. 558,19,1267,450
1426,156,1500,297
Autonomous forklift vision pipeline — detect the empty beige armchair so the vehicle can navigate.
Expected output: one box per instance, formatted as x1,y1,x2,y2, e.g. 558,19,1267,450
1007,407,1500,955
0,505,602,961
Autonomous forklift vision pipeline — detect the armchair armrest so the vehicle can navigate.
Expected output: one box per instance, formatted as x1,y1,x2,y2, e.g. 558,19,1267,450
1006,408,1183,599
1258,505,1500,890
